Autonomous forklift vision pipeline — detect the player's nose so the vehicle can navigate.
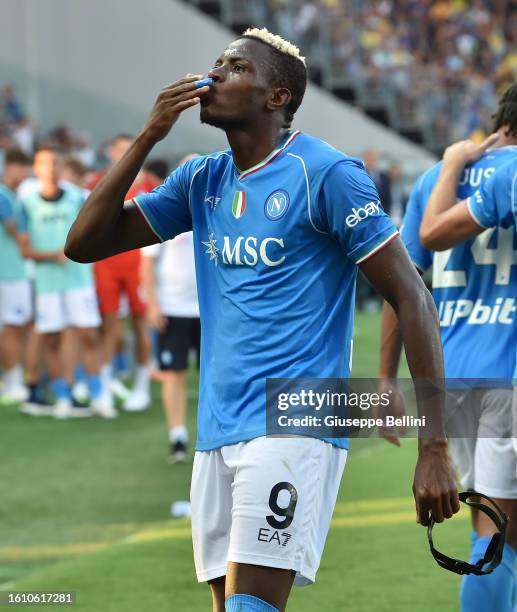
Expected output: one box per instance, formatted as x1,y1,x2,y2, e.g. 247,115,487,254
207,67,223,84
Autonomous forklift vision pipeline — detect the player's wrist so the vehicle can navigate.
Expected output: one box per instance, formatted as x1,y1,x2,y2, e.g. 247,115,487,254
135,128,161,150
418,437,448,454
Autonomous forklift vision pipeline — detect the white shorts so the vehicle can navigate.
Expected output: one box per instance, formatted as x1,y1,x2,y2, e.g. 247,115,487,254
0,280,32,325
446,388,517,499
191,436,347,586
35,287,101,333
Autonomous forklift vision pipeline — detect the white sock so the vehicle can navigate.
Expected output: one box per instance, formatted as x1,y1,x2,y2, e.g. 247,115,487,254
4,365,24,389
101,363,113,388
134,364,150,394
169,426,188,444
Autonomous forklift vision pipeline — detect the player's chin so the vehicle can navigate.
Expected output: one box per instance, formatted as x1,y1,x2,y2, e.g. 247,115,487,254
200,108,240,130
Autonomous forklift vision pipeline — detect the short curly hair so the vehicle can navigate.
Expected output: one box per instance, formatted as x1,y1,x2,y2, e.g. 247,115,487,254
241,27,307,126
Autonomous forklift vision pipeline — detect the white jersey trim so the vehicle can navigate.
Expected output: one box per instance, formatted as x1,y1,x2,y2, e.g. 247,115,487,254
355,229,399,264
131,198,164,242
287,152,328,234
466,197,490,229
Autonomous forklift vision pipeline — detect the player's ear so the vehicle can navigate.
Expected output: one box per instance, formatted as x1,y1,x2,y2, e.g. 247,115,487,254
267,87,291,113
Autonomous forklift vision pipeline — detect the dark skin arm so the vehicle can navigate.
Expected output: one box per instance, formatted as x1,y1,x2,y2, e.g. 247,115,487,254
377,265,425,446
65,75,210,263
377,300,406,446
361,238,460,525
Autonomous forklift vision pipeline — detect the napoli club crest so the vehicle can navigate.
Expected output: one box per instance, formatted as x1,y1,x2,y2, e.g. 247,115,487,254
265,190,290,220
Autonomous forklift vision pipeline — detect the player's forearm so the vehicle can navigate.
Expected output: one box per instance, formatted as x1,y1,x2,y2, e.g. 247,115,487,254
23,248,62,262
378,301,403,379
140,256,159,308
419,164,462,247
2,219,17,238
395,285,447,441
65,131,156,262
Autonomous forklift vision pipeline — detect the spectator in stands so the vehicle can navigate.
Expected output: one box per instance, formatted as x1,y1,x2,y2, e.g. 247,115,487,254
362,148,392,214
386,161,408,228
259,0,516,152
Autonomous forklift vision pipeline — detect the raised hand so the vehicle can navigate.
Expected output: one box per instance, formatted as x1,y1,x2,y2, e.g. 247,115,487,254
140,74,210,143
413,440,460,525
442,133,500,169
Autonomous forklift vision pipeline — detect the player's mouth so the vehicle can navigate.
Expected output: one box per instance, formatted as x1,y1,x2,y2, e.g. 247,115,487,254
200,90,215,107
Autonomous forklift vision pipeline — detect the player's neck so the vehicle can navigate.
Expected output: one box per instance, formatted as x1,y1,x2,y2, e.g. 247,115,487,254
2,175,17,192
494,127,517,148
40,182,61,199
226,125,291,172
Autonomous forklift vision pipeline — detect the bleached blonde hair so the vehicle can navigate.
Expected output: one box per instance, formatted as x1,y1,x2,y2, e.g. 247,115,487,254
242,27,306,66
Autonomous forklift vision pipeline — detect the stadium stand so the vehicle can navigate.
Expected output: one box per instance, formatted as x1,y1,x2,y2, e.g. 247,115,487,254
186,0,517,154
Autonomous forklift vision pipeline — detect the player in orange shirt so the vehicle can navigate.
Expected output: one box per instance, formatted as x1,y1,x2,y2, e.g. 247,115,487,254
88,135,155,411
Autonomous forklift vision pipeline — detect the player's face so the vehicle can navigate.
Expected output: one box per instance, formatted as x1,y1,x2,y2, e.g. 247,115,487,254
109,138,132,164
200,39,273,129
34,150,61,185
6,162,29,188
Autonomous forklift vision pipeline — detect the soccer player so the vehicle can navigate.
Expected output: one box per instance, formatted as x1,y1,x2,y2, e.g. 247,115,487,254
66,29,459,612
379,85,517,612
18,146,114,418
141,155,200,462
0,148,32,403
89,134,153,413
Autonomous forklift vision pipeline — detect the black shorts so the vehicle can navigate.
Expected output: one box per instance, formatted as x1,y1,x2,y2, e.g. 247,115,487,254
157,316,200,371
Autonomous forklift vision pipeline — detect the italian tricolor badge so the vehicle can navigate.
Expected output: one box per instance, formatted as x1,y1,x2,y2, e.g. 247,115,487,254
232,191,247,219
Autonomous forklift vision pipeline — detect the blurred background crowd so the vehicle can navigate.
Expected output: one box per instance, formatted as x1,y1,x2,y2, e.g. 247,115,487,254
1,0,515,438
195,0,517,153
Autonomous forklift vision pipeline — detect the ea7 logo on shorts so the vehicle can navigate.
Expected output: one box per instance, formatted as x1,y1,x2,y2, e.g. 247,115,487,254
257,528,293,547
345,200,382,228
265,190,290,220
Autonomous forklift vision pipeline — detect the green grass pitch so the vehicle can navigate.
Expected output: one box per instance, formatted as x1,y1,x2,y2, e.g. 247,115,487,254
0,313,469,610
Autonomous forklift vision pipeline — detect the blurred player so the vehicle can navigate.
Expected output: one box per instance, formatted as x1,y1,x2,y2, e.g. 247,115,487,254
66,28,458,612
141,154,200,463
0,148,32,402
61,156,89,190
380,85,517,612
18,146,114,418
89,135,153,412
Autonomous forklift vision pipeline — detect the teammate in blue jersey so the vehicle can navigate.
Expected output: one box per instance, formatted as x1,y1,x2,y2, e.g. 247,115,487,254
0,148,32,404
380,85,517,612
65,28,458,612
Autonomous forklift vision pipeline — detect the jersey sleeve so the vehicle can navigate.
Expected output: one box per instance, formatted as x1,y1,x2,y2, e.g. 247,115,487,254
467,160,517,229
400,176,433,272
318,160,399,264
133,162,193,242
0,191,14,224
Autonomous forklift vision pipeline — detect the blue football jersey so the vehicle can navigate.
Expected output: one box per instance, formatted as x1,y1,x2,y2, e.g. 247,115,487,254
402,146,517,381
467,157,517,231
135,131,398,450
